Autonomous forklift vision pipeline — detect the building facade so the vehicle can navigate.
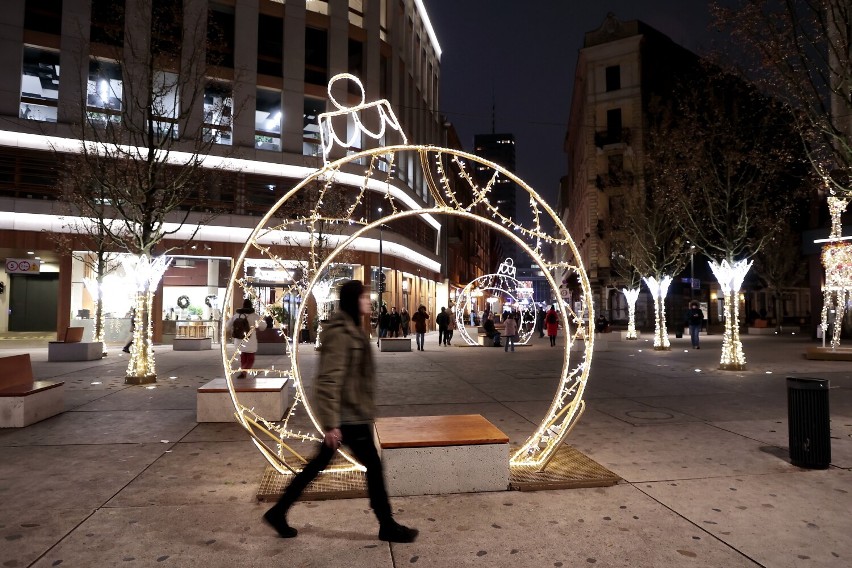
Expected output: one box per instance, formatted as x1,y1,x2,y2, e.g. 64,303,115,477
0,0,450,340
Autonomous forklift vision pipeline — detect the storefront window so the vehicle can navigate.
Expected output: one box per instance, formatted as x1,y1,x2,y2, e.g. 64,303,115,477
20,47,60,123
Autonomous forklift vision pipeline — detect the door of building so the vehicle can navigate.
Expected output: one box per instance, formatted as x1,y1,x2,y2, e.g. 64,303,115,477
9,273,59,331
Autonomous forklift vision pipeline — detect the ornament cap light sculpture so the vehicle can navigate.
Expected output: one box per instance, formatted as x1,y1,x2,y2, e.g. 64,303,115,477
708,259,752,370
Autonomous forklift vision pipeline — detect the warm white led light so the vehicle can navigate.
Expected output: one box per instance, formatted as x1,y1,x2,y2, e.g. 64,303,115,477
621,288,640,340
708,259,752,370
643,275,673,350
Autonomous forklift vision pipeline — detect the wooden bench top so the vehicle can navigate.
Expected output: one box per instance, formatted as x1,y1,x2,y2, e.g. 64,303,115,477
375,414,509,448
0,354,64,396
198,378,288,393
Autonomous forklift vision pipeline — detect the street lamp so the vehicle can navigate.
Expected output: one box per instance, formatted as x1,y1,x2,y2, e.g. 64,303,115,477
689,244,696,300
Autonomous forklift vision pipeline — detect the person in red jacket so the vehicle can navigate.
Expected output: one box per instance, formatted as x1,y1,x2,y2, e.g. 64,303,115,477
545,304,559,347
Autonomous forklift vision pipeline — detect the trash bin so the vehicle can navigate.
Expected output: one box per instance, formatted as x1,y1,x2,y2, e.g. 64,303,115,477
786,377,831,469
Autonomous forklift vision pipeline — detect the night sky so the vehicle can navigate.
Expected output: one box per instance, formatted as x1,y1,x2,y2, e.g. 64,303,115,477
421,1,722,212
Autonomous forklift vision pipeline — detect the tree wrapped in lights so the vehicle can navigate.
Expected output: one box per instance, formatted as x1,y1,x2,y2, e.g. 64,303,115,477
648,67,806,370
122,254,171,382
820,197,851,348
56,0,228,382
643,275,673,349
621,288,641,340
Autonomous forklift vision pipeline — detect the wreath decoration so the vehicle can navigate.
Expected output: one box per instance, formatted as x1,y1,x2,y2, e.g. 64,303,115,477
204,295,217,308
177,295,190,309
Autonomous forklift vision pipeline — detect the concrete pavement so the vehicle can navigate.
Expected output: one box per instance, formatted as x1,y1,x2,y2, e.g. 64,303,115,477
1,331,850,567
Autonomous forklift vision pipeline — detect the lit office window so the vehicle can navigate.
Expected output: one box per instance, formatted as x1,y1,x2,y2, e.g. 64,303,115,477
87,58,123,125
204,83,233,145
151,71,180,139
255,88,281,151
303,97,324,157
20,47,60,123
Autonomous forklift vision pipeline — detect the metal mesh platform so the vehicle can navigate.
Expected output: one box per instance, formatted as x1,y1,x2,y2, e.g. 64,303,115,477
256,445,618,500
257,465,367,502
509,445,620,491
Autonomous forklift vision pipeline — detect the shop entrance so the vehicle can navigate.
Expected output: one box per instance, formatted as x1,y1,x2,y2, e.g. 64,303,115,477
9,273,59,331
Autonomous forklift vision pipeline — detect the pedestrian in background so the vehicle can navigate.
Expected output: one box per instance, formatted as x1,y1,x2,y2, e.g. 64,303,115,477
503,311,517,352
263,280,418,543
411,305,429,351
545,304,559,347
226,298,267,378
685,301,704,349
436,307,450,345
400,307,411,337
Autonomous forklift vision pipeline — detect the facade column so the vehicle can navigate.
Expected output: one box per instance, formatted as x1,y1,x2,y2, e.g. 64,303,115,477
0,0,24,117
152,279,164,343
57,255,73,339
281,0,306,155
182,0,208,140
326,0,348,162
233,0,259,148
58,0,90,124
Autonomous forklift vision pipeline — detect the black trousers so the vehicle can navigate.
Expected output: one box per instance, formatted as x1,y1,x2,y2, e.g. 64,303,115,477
267,423,393,524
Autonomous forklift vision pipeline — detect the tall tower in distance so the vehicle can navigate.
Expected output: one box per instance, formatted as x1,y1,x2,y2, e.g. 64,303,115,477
473,132,518,265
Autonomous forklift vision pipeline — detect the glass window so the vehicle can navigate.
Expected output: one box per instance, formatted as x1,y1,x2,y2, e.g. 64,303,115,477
151,0,183,58
151,71,180,139
24,0,62,36
348,0,364,27
348,39,364,82
255,88,281,151
204,83,232,145
306,0,329,15
87,59,123,111
257,14,284,77
605,65,621,92
606,108,622,137
90,0,124,46
305,27,328,86
20,47,60,123
303,97,325,157
207,4,235,69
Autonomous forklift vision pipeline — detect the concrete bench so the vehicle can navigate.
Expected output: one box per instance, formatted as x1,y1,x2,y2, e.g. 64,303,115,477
256,328,288,355
173,337,212,351
197,378,288,422
379,337,411,352
0,354,64,427
48,327,103,362
477,333,501,346
374,414,509,496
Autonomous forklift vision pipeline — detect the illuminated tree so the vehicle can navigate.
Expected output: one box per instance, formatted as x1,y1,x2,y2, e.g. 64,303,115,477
63,0,230,383
649,71,805,369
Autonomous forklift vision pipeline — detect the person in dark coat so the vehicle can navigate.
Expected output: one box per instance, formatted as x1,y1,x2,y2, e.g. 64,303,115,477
685,301,704,349
435,307,450,345
411,305,429,351
263,280,418,543
389,307,401,338
400,307,411,337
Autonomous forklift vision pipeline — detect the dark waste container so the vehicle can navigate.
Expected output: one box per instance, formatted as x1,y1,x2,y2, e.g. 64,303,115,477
787,377,831,469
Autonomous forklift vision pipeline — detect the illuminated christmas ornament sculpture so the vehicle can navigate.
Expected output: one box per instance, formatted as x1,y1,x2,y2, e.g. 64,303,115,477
454,258,537,346
220,74,594,476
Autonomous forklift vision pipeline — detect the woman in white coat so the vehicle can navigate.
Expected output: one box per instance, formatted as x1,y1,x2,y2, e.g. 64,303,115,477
227,298,267,378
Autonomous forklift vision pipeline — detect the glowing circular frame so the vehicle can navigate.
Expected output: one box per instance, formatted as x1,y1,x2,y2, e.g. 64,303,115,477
454,274,536,346
220,145,594,474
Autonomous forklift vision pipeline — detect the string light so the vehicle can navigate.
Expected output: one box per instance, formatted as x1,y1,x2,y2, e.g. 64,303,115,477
219,76,595,474
708,259,752,370
122,254,171,383
820,241,852,349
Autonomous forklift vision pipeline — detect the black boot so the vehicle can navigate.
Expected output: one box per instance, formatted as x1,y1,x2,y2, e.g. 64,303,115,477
263,510,298,538
378,520,419,543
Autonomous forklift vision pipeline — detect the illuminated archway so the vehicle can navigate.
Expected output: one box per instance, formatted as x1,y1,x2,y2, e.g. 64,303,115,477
219,75,594,475
454,268,537,347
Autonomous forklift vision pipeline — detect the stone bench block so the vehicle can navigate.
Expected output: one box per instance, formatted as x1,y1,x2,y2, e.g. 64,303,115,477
0,382,65,428
173,337,212,351
379,338,411,352
197,378,288,422
256,341,287,355
375,415,509,497
48,341,103,362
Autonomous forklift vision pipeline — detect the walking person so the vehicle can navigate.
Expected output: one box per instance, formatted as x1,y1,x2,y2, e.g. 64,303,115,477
446,314,455,346
685,301,704,349
545,304,559,347
534,306,545,339
503,311,517,352
435,307,450,346
122,307,136,353
262,280,418,543
389,307,401,338
400,307,411,337
227,298,267,378
411,305,429,351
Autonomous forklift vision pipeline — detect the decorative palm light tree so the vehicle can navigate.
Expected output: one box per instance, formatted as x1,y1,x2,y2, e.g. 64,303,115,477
643,275,673,350
621,287,641,340
709,259,752,370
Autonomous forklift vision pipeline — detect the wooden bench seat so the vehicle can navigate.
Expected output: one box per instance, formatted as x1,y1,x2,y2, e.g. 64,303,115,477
196,378,289,422
0,354,65,427
374,415,509,496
